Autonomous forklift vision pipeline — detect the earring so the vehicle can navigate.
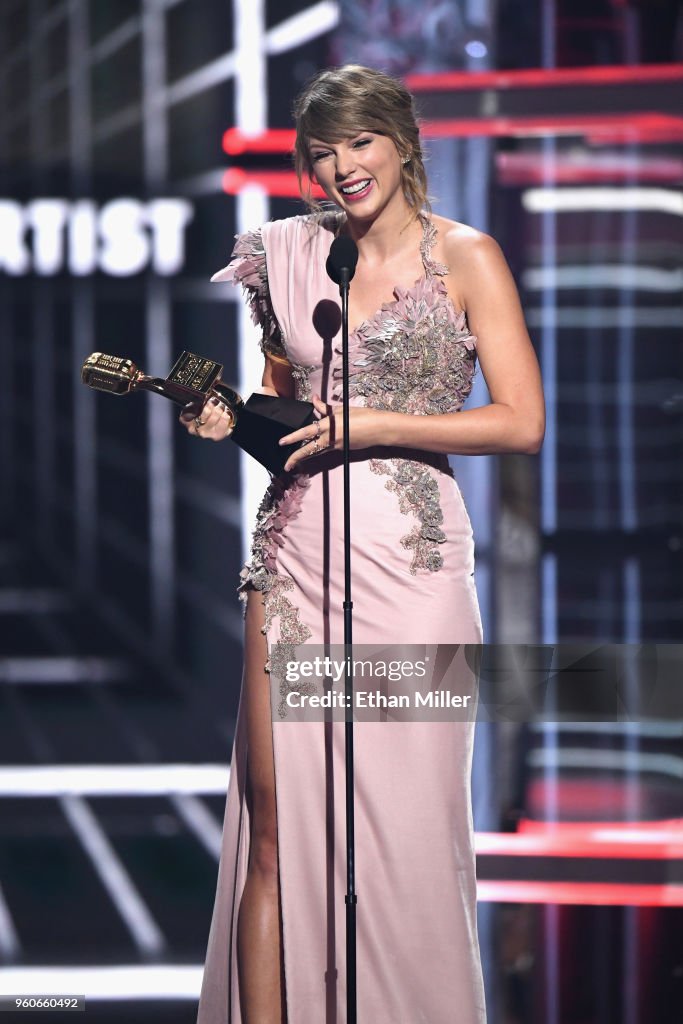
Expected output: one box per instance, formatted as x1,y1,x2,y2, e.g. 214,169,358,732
401,155,411,165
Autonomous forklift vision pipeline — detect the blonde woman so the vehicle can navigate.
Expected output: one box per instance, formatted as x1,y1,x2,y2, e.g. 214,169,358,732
189,64,544,1024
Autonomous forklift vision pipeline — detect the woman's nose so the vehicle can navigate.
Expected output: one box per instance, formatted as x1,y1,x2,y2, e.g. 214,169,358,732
334,150,356,180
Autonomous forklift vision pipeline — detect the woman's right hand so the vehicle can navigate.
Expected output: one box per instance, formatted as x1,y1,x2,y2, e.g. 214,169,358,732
179,386,281,441
179,396,235,441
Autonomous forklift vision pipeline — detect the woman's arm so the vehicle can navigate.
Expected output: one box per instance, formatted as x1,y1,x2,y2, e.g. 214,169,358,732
281,228,545,470
261,352,295,399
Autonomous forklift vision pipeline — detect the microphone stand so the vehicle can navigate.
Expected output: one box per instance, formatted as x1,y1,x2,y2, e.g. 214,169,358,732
339,264,357,1024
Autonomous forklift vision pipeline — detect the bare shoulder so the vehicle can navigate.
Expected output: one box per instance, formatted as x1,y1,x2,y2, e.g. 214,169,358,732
430,215,511,309
431,214,504,270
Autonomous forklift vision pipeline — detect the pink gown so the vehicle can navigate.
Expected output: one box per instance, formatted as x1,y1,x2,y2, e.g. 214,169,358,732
197,212,487,1023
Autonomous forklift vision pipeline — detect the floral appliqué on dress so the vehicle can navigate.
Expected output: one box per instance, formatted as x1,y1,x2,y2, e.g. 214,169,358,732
369,458,447,574
332,214,478,576
237,472,318,717
226,228,315,709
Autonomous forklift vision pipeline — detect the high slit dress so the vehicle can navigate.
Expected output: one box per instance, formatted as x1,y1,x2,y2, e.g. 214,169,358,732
196,211,488,1023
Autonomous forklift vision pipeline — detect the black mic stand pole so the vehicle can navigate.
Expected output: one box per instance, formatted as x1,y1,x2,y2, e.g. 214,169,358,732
339,263,357,1024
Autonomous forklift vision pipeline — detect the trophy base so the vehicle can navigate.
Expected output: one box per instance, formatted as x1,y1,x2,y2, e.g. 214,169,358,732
231,394,315,476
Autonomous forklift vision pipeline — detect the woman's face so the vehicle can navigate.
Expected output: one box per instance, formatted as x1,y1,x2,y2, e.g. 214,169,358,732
307,131,405,220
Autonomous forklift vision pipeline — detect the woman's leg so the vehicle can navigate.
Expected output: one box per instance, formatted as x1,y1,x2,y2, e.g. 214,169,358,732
237,590,287,1023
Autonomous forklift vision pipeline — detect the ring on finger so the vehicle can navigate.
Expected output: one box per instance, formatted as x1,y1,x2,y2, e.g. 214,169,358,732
194,415,207,429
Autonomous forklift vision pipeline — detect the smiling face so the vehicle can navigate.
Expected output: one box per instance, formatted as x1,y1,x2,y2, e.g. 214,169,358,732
307,132,406,222
293,65,429,217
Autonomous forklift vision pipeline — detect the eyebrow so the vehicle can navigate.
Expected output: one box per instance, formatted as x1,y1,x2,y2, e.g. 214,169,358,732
308,132,373,149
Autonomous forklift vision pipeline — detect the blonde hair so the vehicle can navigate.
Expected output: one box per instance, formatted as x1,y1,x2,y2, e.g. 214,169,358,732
293,64,429,217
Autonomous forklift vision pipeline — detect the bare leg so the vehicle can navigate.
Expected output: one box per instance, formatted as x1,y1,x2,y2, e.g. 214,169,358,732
237,591,287,1023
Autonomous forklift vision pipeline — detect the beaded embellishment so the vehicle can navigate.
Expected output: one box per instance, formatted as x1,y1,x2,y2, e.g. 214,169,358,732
330,213,475,575
289,361,316,402
238,473,313,684
369,458,447,574
268,641,320,719
331,214,477,415
336,285,477,415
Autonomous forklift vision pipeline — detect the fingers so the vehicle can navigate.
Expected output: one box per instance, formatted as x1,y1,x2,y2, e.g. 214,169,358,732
280,413,334,472
179,401,202,425
200,398,234,441
310,395,335,451
279,414,325,449
179,397,234,441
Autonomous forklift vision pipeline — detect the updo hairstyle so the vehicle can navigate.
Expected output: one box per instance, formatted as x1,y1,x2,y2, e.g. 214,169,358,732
292,64,429,216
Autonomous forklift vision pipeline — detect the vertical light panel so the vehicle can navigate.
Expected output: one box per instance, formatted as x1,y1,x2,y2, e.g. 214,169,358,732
539,139,558,546
623,558,640,644
233,0,271,562
617,159,638,536
538,24,559,638
29,2,52,543
68,0,97,588
539,12,559,1024
235,0,266,136
142,0,175,647
0,281,11,519
0,26,12,520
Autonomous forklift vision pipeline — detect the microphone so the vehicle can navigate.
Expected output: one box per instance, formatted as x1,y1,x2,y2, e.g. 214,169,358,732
326,235,359,287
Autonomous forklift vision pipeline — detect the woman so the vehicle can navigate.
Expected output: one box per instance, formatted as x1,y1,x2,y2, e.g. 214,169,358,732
187,65,544,1024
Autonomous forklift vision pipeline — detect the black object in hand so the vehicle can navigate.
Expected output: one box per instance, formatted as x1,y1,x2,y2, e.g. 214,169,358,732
81,350,314,476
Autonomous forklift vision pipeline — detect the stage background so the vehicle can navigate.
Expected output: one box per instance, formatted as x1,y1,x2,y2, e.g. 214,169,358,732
0,1,681,1022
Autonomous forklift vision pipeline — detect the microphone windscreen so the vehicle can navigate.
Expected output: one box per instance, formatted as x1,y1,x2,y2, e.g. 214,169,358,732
326,235,359,285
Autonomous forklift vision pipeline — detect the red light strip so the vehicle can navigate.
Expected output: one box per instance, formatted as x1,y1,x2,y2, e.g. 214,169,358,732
474,822,683,904
221,168,325,198
223,127,296,155
517,817,683,835
406,63,683,92
221,113,683,174
476,881,683,906
475,827,683,860
420,113,683,144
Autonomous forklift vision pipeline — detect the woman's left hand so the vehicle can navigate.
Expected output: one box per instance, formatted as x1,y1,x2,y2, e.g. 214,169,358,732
280,395,386,473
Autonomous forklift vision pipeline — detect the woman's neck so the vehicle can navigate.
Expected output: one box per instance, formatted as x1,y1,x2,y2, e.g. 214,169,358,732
340,203,423,265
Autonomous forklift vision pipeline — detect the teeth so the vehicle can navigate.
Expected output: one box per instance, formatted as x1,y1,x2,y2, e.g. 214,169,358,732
341,180,371,195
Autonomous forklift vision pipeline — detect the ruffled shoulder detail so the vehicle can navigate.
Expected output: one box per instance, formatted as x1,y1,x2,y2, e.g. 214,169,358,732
419,214,450,278
210,227,287,361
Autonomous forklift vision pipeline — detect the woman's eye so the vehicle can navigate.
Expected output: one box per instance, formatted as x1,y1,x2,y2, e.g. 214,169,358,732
353,138,371,148
311,152,330,162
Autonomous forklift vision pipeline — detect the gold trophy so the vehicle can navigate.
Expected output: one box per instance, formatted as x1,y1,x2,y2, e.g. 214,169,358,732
82,351,314,476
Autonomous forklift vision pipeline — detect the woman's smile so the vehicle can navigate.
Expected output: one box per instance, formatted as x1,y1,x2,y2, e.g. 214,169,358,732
338,178,374,201
308,133,402,214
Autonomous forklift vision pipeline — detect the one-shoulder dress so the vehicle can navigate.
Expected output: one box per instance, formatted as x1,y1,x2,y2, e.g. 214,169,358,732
197,212,487,1024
